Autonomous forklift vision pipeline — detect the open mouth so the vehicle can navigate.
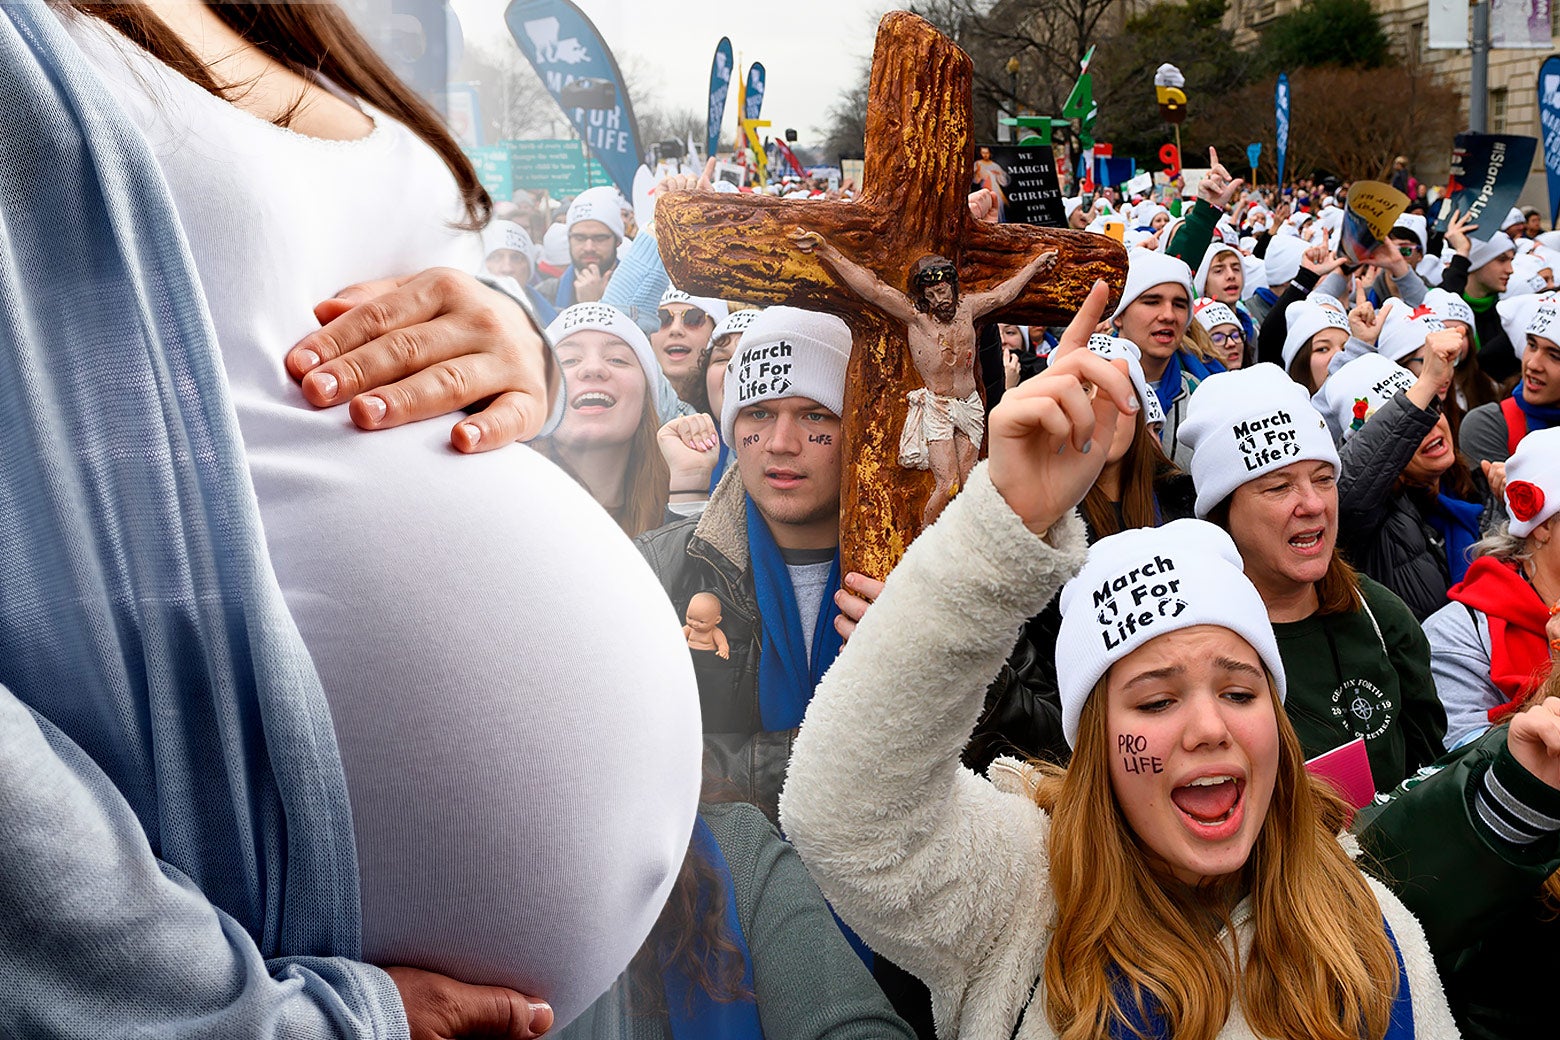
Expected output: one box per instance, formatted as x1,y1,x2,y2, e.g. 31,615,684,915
571,390,616,411
1170,774,1245,830
1288,528,1326,554
1150,328,1177,345
1419,433,1448,458
663,344,692,361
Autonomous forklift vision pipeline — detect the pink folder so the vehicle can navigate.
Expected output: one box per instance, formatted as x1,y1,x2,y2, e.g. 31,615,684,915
1305,737,1376,813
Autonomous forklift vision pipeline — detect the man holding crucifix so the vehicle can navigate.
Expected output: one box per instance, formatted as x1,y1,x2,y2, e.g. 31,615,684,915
790,228,1059,524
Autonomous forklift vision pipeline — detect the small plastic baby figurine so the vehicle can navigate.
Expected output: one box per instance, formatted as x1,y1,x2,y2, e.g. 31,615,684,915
683,592,730,659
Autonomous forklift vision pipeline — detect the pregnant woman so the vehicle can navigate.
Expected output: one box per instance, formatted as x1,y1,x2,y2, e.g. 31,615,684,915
1,2,701,1035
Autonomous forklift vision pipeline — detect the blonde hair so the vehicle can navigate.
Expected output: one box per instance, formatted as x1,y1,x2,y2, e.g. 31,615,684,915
1182,322,1222,365
1033,675,1399,1040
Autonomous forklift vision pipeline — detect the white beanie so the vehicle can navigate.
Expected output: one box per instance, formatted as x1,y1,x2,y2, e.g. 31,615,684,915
1526,297,1560,342
546,302,659,387
1391,213,1429,253
1424,287,1475,328
1135,204,1168,229
1086,334,1166,427
1504,428,1560,537
720,306,852,445
1312,353,1417,442
711,307,762,344
1503,252,1550,299
1054,519,1286,747
1064,197,1085,218
566,186,626,241
1499,293,1553,348
1309,291,1346,313
1111,248,1195,326
541,223,570,267
1503,207,1527,231
1375,303,1445,363
1179,363,1340,517
1194,243,1242,296
1281,300,1351,369
1516,238,1537,256
1535,230,1560,253
1468,232,1516,273
1264,235,1307,287
659,286,730,325
1193,298,1240,333
481,220,538,263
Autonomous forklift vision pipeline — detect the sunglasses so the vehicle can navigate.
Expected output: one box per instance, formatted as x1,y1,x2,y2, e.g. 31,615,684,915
658,307,709,330
1209,330,1245,347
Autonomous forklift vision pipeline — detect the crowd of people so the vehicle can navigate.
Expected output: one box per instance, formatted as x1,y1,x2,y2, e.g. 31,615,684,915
7,2,1560,1039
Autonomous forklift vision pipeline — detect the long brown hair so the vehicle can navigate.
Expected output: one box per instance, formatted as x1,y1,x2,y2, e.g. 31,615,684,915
1081,414,1176,538
537,396,670,539
1035,675,1399,1040
66,1,489,227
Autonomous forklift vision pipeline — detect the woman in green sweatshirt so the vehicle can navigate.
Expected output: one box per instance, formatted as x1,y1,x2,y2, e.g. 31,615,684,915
1179,363,1447,791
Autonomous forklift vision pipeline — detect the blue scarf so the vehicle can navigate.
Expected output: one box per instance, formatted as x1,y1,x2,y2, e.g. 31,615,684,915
1428,493,1485,584
663,816,762,1040
746,496,843,730
1253,286,1280,309
1513,381,1560,431
1106,917,1415,1039
1154,348,1225,415
0,0,359,961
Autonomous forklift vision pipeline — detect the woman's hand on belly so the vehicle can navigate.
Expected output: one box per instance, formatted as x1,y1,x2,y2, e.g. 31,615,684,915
386,965,554,1039
286,268,558,452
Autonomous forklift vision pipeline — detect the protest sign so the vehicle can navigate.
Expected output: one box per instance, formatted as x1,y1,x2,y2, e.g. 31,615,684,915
976,144,1065,227
1490,0,1552,47
1434,132,1539,239
1340,181,1410,265
1126,171,1154,195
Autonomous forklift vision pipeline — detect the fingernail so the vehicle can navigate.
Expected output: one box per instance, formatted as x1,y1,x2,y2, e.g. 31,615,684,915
310,371,338,401
1127,395,1141,412
1082,439,1093,454
295,347,320,371
333,286,367,303
359,395,386,423
459,422,481,448
1056,441,1067,454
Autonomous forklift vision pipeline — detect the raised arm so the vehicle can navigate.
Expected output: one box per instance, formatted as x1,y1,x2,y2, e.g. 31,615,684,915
789,227,919,324
972,249,1059,316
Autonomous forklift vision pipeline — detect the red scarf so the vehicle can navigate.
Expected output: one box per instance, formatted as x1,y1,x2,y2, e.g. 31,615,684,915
1447,557,1552,721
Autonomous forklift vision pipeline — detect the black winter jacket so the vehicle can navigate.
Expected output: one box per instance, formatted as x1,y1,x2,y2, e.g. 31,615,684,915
1337,391,1489,622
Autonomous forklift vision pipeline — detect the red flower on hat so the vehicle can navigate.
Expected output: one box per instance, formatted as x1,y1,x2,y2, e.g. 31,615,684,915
1507,480,1545,523
1352,398,1370,421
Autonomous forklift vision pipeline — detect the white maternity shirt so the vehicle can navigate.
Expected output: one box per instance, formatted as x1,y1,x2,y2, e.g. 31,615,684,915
64,13,702,1025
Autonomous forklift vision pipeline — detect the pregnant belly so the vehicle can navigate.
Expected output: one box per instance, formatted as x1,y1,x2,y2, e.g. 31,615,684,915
245,419,701,1025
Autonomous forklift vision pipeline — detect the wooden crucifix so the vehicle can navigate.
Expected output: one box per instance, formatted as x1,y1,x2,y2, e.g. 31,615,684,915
656,11,1128,579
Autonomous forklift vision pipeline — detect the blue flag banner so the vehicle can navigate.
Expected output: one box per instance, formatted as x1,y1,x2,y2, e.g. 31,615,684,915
1246,142,1262,170
505,0,641,197
1275,73,1290,188
706,37,734,160
743,62,766,122
1539,56,1560,226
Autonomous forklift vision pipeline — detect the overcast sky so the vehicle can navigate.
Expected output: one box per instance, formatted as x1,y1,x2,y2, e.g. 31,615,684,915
447,0,909,142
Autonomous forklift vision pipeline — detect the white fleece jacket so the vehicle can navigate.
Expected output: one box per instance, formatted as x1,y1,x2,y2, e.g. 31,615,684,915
779,462,1460,1039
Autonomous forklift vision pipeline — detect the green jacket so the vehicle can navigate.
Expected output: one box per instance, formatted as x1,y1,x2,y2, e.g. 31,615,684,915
1274,575,1447,791
559,802,914,1040
1357,726,1560,1040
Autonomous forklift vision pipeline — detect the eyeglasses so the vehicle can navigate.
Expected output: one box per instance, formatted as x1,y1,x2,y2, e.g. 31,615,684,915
1209,329,1245,347
658,307,709,330
569,231,616,246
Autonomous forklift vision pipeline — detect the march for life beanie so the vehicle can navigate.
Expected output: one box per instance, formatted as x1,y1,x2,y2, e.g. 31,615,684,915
720,306,852,445
711,308,762,344
1375,303,1445,363
1179,363,1340,518
1281,300,1351,369
546,302,660,387
1423,287,1476,328
566,186,627,240
1312,352,1417,442
1468,232,1517,274
659,286,730,326
1054,518,1286,747
1086,334,1167,427
1192,299,1240,333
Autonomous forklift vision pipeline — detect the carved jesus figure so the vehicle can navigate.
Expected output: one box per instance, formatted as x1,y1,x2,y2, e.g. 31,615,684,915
790,227,1059,524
